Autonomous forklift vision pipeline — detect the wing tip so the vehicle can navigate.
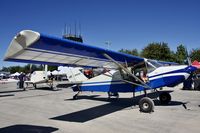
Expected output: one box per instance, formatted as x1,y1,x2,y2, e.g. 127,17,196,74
4,30,40,60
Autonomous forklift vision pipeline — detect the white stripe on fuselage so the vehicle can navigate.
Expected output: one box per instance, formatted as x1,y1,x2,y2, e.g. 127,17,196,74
81,81,125,86
148,65,187,77
148,65,189,81
149,72,190,80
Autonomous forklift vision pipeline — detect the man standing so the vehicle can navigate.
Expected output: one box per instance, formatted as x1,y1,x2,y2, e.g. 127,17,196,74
18,72,25,90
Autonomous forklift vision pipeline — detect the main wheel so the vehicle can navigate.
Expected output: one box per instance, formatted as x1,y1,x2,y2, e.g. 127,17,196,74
159,92,171,105
139,97,154,113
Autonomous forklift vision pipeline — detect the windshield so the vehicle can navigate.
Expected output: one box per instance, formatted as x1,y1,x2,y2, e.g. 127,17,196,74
147,59,162,68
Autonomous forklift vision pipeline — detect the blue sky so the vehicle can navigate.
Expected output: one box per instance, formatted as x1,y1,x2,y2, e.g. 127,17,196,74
0,0,200,68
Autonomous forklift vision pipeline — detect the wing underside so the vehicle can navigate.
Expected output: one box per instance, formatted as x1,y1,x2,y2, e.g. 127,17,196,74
4,30,144,69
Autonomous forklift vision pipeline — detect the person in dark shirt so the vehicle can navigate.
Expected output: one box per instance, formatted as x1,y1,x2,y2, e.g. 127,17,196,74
18,72,25,90
49,73,54,80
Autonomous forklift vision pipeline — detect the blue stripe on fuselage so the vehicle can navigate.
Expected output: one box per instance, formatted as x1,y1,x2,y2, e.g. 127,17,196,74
74,75,186,93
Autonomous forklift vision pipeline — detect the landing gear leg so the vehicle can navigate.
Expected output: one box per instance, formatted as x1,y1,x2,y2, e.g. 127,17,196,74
73,91,80,100
33,84,37,89
144,89,147,97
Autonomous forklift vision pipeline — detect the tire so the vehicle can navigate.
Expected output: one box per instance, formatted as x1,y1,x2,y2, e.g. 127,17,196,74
139,97,154,113
159,92,171,105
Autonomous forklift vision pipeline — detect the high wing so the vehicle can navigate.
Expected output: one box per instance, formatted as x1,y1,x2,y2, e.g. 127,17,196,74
158,60,179,66
4,30,144,69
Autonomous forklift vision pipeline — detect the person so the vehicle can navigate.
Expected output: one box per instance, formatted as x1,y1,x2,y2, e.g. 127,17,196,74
18,72,25,90
141,69,148,83
183,74,193,90
49,73,54,80
84,69,93,79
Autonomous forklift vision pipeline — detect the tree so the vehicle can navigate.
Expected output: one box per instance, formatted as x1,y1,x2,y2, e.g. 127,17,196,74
1,67,9,72
170,51,177,62
9,66,24,74
119,48,139,56
141,42,172,61
160,43,172,61
175,44,187,64
48,65,58,72
190,49,200,62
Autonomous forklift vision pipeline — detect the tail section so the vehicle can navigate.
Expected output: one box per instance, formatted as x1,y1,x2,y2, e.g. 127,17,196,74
30,71,47,84
58,66,88,83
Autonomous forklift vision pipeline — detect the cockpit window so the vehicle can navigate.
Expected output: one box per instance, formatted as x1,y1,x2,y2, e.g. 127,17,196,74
145,60,162,73
147,60,162,68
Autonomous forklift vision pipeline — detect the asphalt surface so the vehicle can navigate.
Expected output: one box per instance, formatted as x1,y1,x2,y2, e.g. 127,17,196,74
0,82,200,133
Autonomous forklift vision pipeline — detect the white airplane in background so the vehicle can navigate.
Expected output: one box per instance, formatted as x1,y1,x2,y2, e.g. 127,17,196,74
24,70,51,89
4,30,197,113
25,66,88,89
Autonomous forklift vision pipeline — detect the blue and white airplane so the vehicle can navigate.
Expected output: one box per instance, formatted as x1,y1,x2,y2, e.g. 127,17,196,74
4,30,197,113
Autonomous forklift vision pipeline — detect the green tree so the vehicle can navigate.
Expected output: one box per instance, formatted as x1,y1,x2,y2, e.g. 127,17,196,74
170,51,177,62
1,67,9,72
9,66,23,73
1,64,58,74
175,44,187,64
190,49,200,62
48,65,58,72
141,42,172,61
119,48,139,56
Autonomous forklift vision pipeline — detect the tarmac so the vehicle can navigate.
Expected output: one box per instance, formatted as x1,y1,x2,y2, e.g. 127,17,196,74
0,82,200,133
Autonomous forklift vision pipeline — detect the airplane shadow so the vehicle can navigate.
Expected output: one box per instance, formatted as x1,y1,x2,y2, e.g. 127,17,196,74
51,93,183,123
0,90,24,94
29,87,56,91
0,94,15,97
56,84,74,88
0,124,58,133
51,98,134,123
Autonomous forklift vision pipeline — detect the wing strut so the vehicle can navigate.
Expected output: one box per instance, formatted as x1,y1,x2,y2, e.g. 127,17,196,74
103,53,151,89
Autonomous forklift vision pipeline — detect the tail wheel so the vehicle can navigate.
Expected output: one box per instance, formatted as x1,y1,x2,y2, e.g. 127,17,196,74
159,92,171,105
139,97,154,113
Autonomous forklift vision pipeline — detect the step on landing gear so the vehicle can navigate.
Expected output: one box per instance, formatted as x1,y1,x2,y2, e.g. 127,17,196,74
108,92,119,99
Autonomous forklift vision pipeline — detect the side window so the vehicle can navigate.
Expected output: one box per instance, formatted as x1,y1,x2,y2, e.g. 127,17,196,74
146,62,156,73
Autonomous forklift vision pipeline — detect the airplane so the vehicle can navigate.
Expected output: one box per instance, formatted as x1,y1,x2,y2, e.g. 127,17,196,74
4,30,197,113
24,70,53,89
25,67,89,89
55,66,89,88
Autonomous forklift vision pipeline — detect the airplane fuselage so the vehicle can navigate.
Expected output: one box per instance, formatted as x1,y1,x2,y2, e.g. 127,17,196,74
72,65,197,93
